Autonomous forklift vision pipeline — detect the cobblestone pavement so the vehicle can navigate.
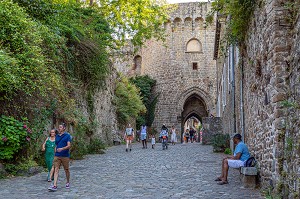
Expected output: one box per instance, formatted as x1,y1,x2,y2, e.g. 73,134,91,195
0,142,264,199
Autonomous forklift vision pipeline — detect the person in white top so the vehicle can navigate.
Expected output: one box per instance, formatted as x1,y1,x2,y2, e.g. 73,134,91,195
170,126,177,145
124,124,134,152
151,135,156,149
140,124,147,149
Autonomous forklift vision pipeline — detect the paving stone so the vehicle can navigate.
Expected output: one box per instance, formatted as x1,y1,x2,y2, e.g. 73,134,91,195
0,143,263,199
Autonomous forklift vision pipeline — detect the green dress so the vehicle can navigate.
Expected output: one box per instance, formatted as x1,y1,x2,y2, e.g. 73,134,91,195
45,137,55,179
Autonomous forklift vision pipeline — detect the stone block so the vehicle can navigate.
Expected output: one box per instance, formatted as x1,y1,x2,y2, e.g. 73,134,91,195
240,167,258,189
240,167,258,175
240,174,257,189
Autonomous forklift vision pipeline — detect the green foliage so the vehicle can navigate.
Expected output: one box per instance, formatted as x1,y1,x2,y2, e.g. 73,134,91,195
224,148,232,155
87,138,106,154
207,0,257,43
0,115,31,160
130,75,158,127
212,133,230,152
70,138,88,160
284,1,300,26
4,157,38,176
98,0,171,47
114,75,146,125
0,0,61,100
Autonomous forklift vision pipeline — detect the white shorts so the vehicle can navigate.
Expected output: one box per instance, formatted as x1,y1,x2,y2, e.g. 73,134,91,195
228,160,245,168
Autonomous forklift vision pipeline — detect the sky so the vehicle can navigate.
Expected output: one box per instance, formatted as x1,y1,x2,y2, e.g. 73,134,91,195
167,0,208,3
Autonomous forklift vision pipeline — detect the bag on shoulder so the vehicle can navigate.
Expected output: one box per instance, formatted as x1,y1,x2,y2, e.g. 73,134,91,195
126,128,133,136
244,157,256,167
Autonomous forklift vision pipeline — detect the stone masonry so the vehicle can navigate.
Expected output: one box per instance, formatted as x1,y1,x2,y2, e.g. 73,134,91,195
214,0,300,197
114,2,218,136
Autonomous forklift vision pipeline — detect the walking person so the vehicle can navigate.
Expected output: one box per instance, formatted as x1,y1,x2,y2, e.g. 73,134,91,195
189,127,195,143
159,124,169,150
170,126,177,145
140,124,147,149
124,124,134,152
42,129,57,182
151,135,156,149
184,129,190,143
48,123,72,191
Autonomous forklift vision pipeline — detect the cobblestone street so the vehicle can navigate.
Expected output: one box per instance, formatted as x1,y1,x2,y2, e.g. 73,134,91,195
0,143,264,199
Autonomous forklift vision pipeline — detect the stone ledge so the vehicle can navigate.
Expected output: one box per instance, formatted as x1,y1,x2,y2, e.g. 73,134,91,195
240,167,258,176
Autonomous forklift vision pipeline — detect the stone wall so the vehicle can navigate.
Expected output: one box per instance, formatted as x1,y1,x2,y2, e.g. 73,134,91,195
202,117,223,144
93,66,118,144
114,2,217,134
215,0,300,197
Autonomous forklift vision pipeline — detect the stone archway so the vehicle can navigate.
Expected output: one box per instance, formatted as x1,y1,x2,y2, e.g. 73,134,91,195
180,93,208,142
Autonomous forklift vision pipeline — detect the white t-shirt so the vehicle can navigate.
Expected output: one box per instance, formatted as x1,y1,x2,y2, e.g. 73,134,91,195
151,137,156,145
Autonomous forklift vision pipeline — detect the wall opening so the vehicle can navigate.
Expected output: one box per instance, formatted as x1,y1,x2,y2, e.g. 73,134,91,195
186,39,202,53
193,62,198,70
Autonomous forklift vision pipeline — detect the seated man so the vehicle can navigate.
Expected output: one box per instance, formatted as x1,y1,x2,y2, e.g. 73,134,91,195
215,133,250,185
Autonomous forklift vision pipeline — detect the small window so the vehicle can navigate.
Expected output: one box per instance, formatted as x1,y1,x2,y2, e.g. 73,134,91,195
193,62,198,70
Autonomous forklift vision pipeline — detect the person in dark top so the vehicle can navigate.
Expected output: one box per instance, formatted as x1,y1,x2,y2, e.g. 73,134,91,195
189,127,195,143
48,123,72,191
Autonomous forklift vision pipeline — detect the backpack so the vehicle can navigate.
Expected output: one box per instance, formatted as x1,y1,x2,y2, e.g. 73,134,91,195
126,128,133,136
244,157,256,167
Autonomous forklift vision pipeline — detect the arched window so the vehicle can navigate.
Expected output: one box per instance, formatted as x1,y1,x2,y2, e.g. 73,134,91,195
186,39,202,53
132,55,142,75
184,17,192,27
173,17,182,31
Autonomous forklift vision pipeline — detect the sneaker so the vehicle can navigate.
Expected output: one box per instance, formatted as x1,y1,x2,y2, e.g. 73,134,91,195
129,148,132,151
126,148,128,152
66,183,70,189
48,185,57,191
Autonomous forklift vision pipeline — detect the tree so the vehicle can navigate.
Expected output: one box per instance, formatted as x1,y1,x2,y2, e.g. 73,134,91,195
114,75,146,125
94,0,172,47
130,75,158,127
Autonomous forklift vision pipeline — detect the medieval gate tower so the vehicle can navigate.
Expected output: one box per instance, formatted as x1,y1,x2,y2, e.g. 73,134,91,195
115,2,217,136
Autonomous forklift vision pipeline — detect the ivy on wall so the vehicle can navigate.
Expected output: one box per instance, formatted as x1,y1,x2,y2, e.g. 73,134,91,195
130,75,159,128
114,75,146,126
206,0,257,44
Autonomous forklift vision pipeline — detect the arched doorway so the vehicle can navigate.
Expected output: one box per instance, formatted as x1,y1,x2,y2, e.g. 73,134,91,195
181,94,208,142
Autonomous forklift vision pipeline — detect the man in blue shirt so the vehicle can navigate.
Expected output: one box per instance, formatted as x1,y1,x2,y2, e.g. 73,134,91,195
48,123,72,191
215,133,250,185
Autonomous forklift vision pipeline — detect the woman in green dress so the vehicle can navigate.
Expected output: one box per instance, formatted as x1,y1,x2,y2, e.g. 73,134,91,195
42,129,57,182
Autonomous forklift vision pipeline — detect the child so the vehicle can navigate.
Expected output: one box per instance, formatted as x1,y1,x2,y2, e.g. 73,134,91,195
151,135,156,149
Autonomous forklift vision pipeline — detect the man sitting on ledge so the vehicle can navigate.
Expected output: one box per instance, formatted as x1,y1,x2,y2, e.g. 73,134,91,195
215,133,250,185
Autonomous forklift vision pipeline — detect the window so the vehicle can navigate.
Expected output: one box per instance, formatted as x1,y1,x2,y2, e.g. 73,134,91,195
192,62,198,70
186,39,202,53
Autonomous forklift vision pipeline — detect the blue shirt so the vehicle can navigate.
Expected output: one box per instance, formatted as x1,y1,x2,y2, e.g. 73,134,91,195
141,126,147,135
55,132,72,157
234,141,250,161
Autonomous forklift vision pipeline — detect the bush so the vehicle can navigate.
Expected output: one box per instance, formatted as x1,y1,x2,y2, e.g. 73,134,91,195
224,148,232,155
0,115,31,160
212,133,230,152
70,138,88,160
4,158,38,176
88,138,106,154
114,76,146,125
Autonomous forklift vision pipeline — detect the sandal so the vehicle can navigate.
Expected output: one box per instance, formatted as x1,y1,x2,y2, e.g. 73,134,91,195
217,181,228,185
214,177,222,181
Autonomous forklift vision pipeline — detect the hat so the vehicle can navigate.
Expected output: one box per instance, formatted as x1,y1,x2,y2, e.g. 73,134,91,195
233,133,242,140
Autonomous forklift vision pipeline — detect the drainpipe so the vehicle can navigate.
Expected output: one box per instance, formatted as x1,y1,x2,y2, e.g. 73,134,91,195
240,59,245,142
230,45,236,135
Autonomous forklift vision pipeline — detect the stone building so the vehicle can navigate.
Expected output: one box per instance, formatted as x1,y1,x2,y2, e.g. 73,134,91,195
214,0,300,197
114,2,218,138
